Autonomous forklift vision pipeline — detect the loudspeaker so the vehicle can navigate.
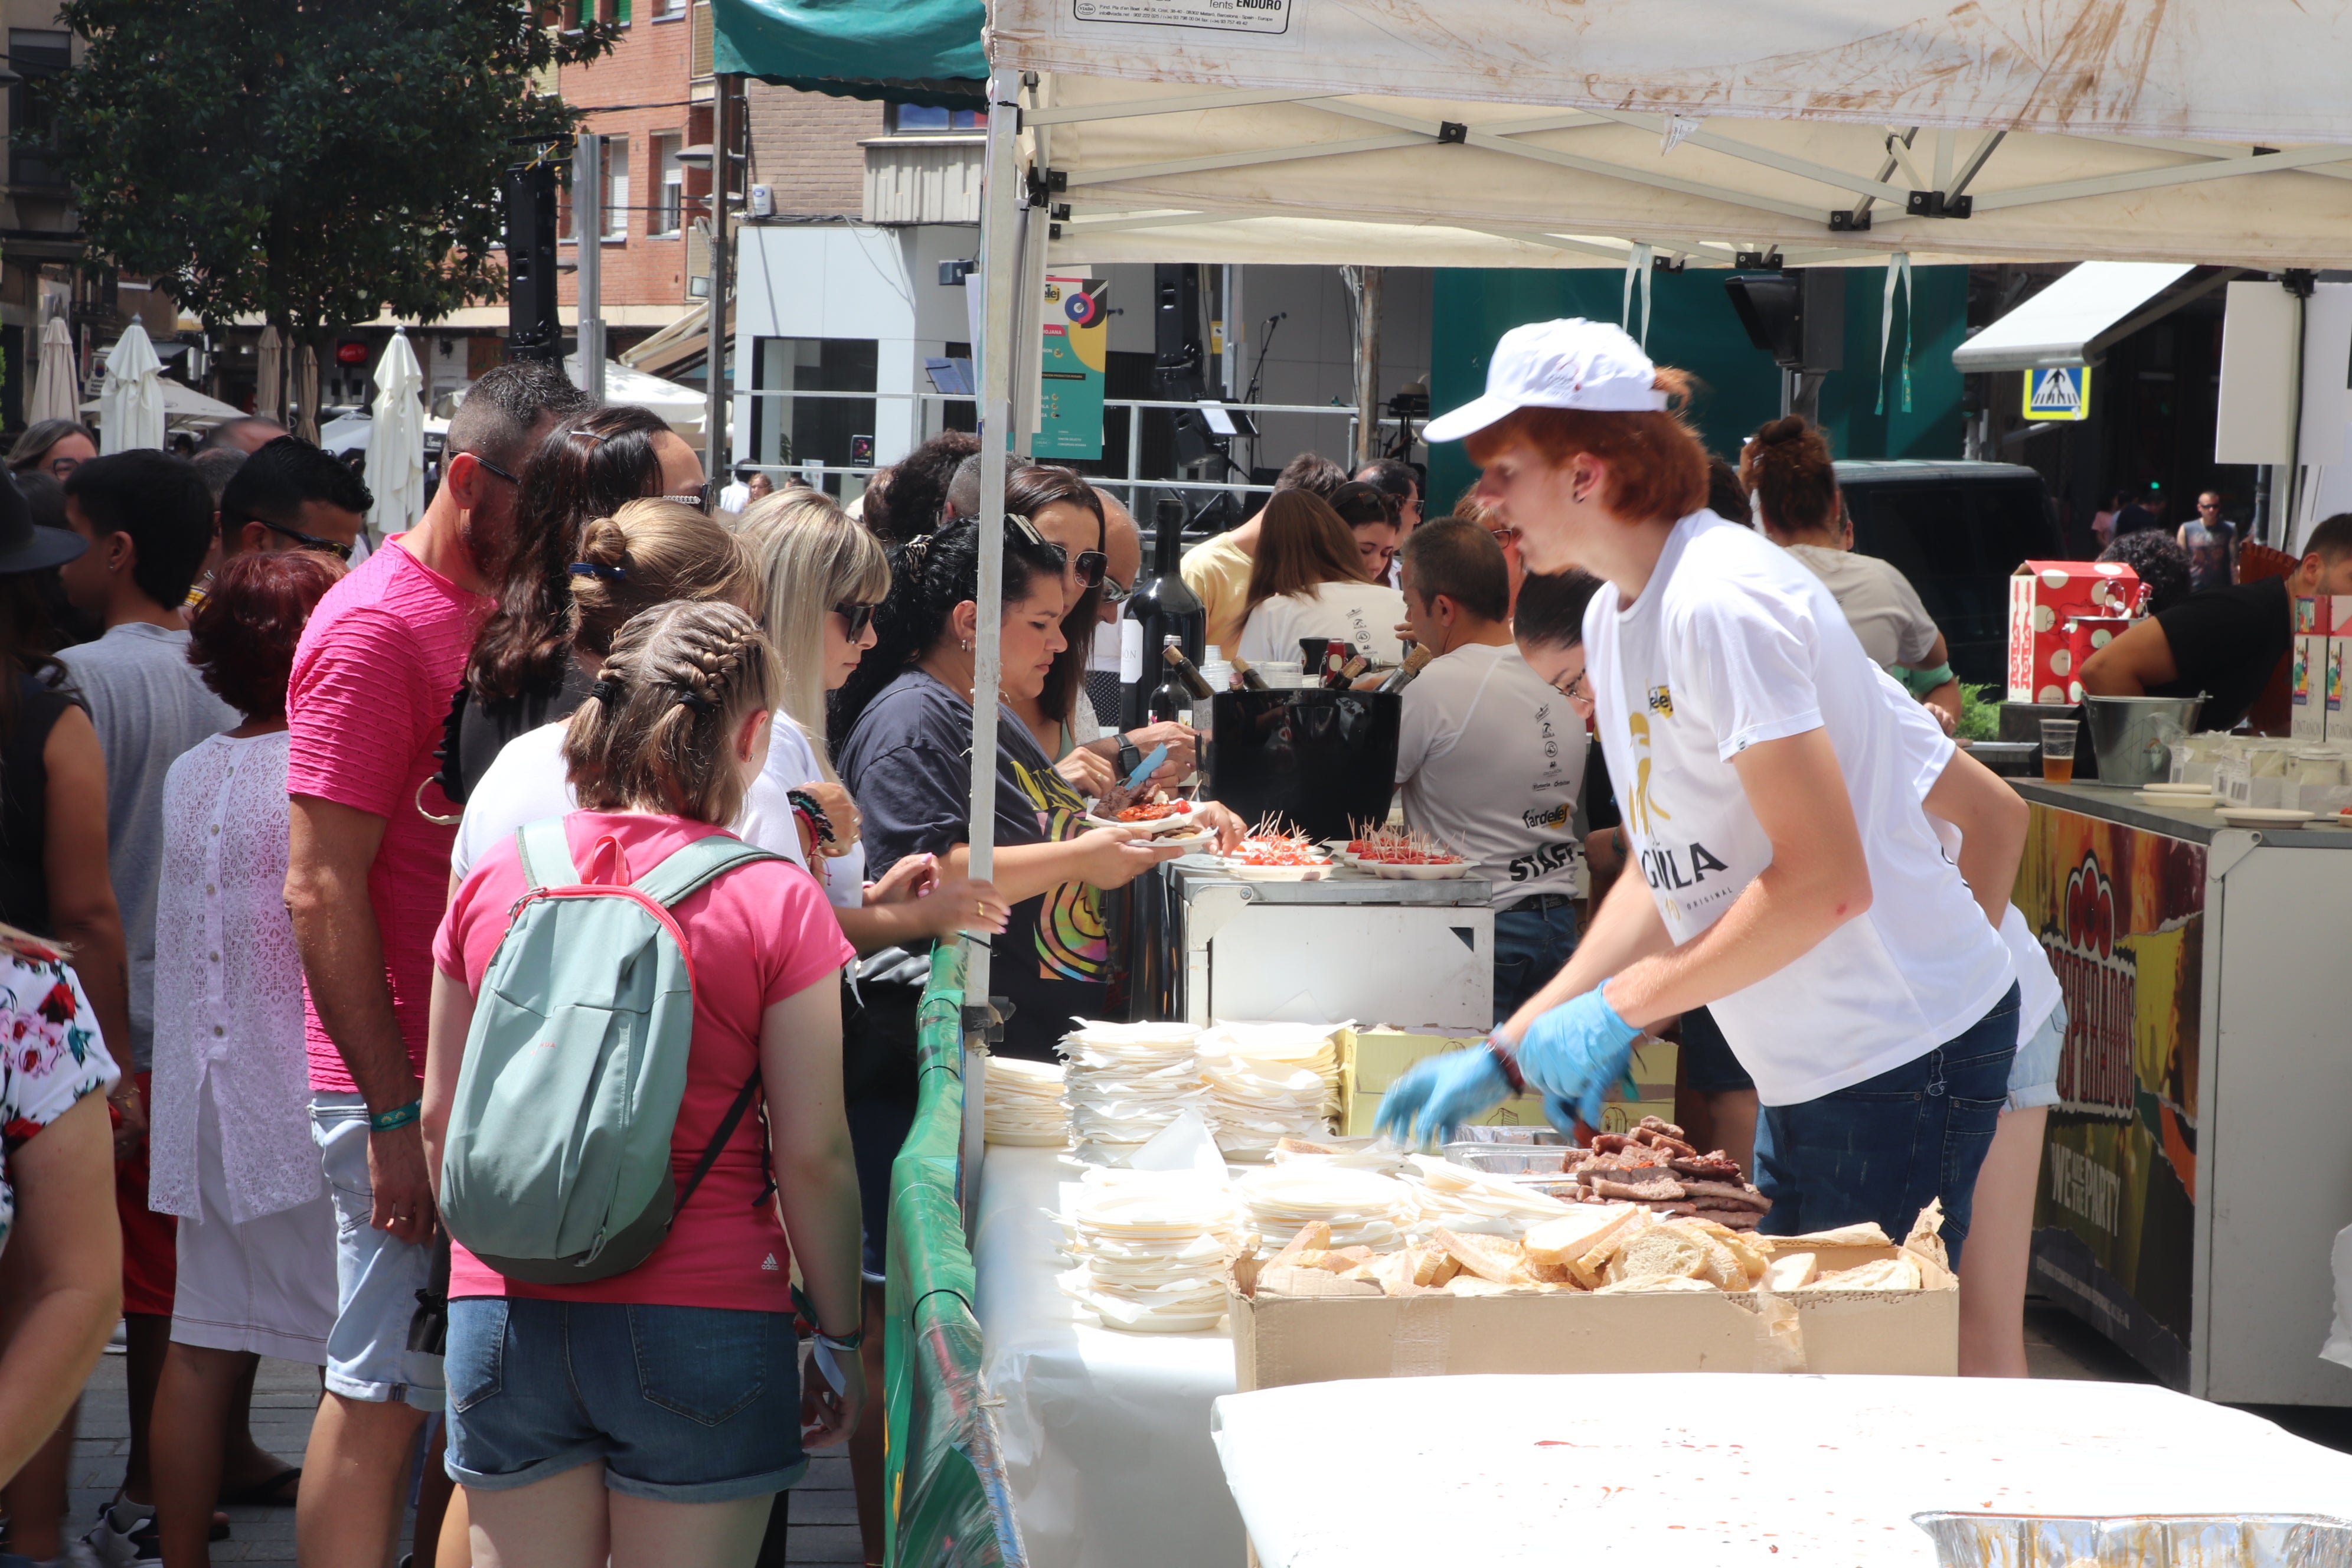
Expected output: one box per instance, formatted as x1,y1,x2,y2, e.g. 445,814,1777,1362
504,162,562,363
1723,269,1844,373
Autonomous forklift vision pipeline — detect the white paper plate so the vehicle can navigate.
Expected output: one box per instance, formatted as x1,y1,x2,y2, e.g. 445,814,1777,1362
1358,858,1475,880
2136,790,2217,808
2216,806,2317,827
1220,860,1333,881
1083,801,1203,835
2139,782,2217,796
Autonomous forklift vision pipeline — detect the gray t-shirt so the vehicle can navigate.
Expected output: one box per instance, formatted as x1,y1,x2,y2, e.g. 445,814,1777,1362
55,623,237,1071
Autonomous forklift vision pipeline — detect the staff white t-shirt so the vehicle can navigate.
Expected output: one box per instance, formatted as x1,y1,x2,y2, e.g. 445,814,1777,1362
1876,669,2063,1043
1784,544,1941,671
1393,642,1584,907
1585,511,2014,1106
451,718,820,888
1234,580,1408,668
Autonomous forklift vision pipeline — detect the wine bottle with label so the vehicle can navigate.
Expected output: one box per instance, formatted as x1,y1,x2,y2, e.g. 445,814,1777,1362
1125,496,1207,729
1376,645,1435,693
1227,655,1270,691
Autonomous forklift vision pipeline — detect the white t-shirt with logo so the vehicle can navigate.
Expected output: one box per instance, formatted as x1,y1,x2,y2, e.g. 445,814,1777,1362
1585,511,2014,1106
1234,580,1408,668
1393,642,1585,909
1876,669,2063,1043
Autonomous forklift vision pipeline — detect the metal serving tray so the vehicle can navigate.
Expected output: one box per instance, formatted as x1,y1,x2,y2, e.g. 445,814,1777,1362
1914,1513,2352,1568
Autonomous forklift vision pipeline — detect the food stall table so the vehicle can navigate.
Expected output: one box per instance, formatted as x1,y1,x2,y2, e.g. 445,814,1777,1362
1211,1373,2352,1568
2009,780,2352,1404
971,1142,1244,1568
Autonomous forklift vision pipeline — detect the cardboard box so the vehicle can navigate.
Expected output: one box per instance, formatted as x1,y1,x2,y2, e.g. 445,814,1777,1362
1340,1030,1677,1138
2008,560,2139,701
2293,634,2327,741
1231,1240,1958,1387
2061,616,2131,704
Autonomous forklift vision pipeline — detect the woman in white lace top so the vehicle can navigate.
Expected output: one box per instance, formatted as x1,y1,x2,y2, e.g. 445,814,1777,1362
146,549,345,1564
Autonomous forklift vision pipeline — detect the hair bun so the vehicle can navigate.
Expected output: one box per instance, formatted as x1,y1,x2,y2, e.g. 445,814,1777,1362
1755,416,1808,447
579,514,628,566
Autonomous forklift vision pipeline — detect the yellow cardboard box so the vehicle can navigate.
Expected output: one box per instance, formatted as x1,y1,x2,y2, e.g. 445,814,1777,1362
1338,1029,1678,1138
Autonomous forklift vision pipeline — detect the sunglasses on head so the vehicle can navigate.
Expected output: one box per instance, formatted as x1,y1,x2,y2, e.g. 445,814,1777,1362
833,602,877,639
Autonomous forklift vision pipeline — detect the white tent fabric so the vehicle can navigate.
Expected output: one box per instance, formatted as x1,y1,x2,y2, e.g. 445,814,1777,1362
1952,260,2220,371
562,354,708,438
367,330,426,542
96,322,166,453
30,317,79,427
991,4,2352,272
81,378,250,430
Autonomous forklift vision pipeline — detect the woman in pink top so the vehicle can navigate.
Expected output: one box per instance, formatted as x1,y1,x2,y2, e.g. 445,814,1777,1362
423,601,862,1567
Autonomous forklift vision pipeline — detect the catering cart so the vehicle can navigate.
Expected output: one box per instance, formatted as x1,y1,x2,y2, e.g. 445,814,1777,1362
1158,857,1495,1030
2013,780,2352,1404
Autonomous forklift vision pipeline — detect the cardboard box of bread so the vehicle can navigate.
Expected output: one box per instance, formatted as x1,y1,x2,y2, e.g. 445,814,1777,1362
1229,1117,1955,1389
1342,1029,1677,1137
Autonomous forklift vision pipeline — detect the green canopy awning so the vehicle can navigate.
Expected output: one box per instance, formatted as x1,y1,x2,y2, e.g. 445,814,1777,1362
713,0,985,107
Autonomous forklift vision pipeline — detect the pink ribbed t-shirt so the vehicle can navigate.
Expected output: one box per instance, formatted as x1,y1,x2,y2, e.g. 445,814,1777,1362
285,537,490,1091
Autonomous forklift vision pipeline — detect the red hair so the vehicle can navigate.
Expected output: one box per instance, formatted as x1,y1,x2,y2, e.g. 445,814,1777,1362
1464,367,1708,524
188,550,346,719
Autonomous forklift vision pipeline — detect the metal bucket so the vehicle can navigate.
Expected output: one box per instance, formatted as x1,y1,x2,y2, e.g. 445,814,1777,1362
2081,695,2203,788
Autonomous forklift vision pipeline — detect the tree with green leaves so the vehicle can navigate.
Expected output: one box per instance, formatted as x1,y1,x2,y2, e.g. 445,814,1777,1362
47,0,615,344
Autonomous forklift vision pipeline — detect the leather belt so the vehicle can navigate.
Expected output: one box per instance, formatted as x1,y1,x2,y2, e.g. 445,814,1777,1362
1504,892,1576,913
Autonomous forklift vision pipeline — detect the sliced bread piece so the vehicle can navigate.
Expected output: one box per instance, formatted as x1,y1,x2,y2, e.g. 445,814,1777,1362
1763,1251,1818,1292
1602,1226,1707,1286
1432,1227,1526,1285
1523,1204,1641,1267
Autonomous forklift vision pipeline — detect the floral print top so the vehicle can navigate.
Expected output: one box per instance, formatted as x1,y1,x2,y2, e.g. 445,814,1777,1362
0,942,118,1262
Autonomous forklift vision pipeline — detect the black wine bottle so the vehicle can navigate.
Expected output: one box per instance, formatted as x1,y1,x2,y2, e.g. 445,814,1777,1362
1125,496,1208,730
1160,639,1217,702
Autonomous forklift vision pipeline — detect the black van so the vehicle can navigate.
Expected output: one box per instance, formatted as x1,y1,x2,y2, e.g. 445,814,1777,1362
1835,459,2063,688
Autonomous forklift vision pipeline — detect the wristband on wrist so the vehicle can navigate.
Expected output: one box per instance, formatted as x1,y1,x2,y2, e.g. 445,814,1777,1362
816,1325,864,1351
786,788,836,848
369,1099,421,1132
1485,1033,1526,1094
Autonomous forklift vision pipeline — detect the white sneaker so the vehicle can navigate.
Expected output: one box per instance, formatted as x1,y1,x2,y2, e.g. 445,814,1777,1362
77,1504,153,1568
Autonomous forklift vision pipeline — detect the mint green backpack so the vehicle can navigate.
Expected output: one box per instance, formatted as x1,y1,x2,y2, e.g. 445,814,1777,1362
438,819,782,1284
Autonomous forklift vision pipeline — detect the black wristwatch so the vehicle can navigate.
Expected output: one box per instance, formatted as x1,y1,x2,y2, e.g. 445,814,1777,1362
1115,733,1142,780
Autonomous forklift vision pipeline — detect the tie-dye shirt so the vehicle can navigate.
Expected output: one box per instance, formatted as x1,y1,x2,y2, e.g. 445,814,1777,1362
839,669,1107,1061
0,940,119,1263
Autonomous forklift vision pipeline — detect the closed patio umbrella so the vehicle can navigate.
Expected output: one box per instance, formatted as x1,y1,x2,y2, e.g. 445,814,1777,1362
366,329,425,543
97,320,166,453
30,316,79,427
256,324,286,424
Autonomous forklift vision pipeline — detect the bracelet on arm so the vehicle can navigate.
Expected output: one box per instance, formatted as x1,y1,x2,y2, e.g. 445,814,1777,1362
816,1324,865,1352
786,788,837,848
369,1099,422,1133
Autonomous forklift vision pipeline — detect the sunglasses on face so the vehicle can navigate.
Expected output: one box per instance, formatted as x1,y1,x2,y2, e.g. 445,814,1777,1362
253,518,355,561
1004,513,1108,589
833,602,877,639
465,452,519,485
1099,573,1133,606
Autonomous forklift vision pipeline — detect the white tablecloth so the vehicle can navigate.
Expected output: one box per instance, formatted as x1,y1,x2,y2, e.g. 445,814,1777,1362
972,1144,1244,1568
1211,1374,2352,1567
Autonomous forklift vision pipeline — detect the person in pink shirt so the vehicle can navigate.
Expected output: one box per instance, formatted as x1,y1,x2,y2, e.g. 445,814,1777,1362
424,600,863,1567
282,361,589,1568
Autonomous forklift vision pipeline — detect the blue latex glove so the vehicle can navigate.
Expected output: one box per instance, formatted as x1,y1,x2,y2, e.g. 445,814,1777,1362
1514,987,1642,1131
1374,1046,1513,1150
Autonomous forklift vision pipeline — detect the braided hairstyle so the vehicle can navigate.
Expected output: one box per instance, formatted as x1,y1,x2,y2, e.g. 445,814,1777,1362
1738,416,1839,540
563,600,774,825
829,513,1067,751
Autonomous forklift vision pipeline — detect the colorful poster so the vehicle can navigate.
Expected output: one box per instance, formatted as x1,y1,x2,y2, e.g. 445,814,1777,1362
1037,276,1107,460
2016,802,2205,1387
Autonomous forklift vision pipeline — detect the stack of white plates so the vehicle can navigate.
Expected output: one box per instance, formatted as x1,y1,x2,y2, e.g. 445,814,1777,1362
1057,1020,1206,1161
1403,1153,1577,1237
1058,1170,1243,1333
983,1056,1070,1147
1194,1023,1345,1159
1237,1163,1415,1250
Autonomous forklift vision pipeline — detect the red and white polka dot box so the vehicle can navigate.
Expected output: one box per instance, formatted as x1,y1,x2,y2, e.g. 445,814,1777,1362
2007,560,2140,702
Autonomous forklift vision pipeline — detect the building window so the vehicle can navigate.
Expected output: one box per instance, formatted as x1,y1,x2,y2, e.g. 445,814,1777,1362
751,337,879,499
652,134,683,236
885,104,986,135
603,139,630,240
8,30,68,190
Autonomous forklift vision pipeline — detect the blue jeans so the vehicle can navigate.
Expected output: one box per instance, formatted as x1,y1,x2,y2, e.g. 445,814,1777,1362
1753,984,2019,1269
1492,900,1579,1026
445,1298,807,1502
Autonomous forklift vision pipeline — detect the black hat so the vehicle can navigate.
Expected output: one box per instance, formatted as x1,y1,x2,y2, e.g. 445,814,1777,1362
0,472,86,575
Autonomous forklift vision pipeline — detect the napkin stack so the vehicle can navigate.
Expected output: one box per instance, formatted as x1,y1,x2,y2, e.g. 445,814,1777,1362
1401,1152,1577,1238
1193,1023,1344,1161
983,1056,1070,1147
1058,1169,1242,1333
1057,1020,1206,1161
1237,1163,1415,1251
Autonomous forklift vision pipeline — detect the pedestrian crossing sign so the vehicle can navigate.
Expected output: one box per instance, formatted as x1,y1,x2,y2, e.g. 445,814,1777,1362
2023,365,2092,421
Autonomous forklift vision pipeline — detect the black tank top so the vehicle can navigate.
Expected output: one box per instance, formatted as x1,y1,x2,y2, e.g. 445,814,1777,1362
0,674,81,935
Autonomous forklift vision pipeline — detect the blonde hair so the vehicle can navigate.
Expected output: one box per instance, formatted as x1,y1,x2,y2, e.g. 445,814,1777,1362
562,601,773,825
570,498,759,662
734,488,891,780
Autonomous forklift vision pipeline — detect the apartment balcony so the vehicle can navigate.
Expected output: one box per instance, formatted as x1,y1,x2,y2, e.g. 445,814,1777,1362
861,134,984,226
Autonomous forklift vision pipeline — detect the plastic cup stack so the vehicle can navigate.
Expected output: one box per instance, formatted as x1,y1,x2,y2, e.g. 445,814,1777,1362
1057,1020,1207,1162
1194,1022,1345,1161
1057,1168,1243,1333
1402,1152,1577,1238
1237,1163,1415,1251
983,1056,1070,1147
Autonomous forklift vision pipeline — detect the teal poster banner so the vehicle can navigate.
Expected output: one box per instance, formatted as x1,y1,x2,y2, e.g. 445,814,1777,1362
1037,276,1106,460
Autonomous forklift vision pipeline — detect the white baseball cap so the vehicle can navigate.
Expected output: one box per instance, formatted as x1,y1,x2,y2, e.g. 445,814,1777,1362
1423,317,1669,444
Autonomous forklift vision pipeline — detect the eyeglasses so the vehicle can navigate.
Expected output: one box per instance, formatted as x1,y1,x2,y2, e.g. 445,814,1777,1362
1487,523,1523,547
1549,667,1590,704
1099,574,1133,606
256,518,355,561
43,455,79,479
2198,500,2221,511
833,602,877,639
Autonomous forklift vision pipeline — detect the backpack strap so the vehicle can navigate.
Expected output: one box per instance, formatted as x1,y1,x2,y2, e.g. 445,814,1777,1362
631,833,783,909
675,1073,763,1215
515,818,580,890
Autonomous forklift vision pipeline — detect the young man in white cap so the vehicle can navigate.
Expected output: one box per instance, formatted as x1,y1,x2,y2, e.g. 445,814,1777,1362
1378,319,2026,1263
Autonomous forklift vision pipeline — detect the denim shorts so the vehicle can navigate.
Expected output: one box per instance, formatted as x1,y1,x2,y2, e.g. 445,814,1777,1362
445,1297,808,1502
1753,984,2020,1269
312,1093,445,1411
2007,1000,2066,1112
